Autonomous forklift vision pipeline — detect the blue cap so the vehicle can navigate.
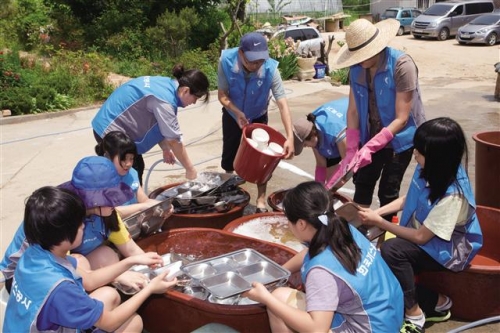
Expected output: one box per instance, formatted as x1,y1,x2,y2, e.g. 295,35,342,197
240,32,269,62
59,156,134,209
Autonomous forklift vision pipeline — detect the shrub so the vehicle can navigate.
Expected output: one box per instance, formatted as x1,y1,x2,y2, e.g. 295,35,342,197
268,37,299,80
330,68,350,85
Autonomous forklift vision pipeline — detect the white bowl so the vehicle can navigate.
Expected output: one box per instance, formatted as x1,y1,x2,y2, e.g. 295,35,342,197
251,128,270,146
268,142,284,155
262,147,276,156
246,138,259,149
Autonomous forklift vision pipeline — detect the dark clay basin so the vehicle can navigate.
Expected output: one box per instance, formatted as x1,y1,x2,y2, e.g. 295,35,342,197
418,205,500,321
136,228,301,333
267,188,352,212
149,183,250,231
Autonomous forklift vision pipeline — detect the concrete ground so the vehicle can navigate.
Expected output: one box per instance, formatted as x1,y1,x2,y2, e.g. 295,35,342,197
1,37,499,331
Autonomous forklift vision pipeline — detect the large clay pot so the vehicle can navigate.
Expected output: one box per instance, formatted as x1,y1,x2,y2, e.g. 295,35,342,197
148,183,250,231
472,131,500,209
267,188,352,212
418,205,500,321
136,228,301,333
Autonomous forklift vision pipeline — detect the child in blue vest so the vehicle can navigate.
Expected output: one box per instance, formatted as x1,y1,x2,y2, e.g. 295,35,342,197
244,181,404,332
358,117,483,333
292,97,348,186
95,130,173,220
3,186,176,333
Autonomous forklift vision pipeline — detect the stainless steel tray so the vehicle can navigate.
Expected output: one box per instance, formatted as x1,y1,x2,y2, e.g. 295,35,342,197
181,248,290,299
123,198,173,239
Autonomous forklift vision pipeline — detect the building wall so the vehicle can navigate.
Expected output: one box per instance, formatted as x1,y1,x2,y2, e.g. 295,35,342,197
246,0,343,15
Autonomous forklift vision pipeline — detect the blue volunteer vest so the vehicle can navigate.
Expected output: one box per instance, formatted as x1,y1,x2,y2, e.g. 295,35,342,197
301,225,403,332
313,97,348,159
220,48,278,121
400,165,483,271
71,215,110,256
4,245,82,333
121,167,140,206
350,48,423,153
92,76,180,154
0,223,27,281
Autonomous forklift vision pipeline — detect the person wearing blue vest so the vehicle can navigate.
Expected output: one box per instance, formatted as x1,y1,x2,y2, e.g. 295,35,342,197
329,18,425,222
92,64,210,185
218,32,294,213
95,131,173,220
358,118,483,333
244,181,404,332
292,97,348,186
3,186,176,333
0,156,155,295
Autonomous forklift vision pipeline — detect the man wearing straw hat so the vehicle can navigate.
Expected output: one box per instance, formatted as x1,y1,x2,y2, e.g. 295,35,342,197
218,32,295,213
330,18,427,332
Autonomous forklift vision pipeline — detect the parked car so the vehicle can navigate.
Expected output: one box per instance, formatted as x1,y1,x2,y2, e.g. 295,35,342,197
411,0,495,40
457,13,500,45
272,25,325,56
381,7,422,35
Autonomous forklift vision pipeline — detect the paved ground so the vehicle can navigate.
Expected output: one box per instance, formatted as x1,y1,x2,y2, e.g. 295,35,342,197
1,34,499,332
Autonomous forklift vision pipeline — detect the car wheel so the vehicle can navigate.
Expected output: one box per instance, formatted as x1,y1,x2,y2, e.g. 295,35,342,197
437,28,449,41
397,26,404,36
486,32,497,46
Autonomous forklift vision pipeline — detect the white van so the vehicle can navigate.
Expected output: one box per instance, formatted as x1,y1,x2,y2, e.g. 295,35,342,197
411,0,495,40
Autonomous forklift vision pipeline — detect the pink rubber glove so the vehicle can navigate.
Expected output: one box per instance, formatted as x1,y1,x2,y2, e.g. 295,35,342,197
352,127,394,172
325,129,360,189
315,166,327,184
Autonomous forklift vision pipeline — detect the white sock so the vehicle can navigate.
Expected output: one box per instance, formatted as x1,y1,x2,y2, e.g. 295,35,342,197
406,312,425,328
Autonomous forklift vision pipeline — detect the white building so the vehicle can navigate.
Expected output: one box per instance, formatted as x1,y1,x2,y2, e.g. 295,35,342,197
246,0,344,16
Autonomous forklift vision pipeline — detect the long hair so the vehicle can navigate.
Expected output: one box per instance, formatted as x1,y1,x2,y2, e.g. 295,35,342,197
172,63,210,103
283,181,361,274
95,131,137,161
413,117,468,203
103,209,120,233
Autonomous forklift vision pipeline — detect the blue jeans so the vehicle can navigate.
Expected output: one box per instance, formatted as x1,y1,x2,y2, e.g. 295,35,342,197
353,147,413,221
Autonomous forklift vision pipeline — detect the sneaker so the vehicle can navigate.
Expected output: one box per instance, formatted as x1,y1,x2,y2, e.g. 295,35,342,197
425,309,451,323
400,320,425,333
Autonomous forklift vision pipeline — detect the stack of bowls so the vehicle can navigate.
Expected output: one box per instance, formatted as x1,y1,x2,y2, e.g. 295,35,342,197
248,128,284,156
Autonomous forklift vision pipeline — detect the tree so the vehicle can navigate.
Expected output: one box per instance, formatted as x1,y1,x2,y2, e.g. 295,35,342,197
267,0,292,20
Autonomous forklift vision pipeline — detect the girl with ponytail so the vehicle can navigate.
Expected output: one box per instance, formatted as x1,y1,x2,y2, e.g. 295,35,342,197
244,181,404,333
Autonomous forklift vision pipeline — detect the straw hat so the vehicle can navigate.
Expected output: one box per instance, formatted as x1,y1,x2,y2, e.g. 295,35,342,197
331,18,399,69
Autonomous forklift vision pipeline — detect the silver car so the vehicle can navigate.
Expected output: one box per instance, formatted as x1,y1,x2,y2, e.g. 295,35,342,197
457,13,500,45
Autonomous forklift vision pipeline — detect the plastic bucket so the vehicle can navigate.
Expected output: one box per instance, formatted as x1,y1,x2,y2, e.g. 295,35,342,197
313,64,327,79
472,131,500,209
234,123,286,184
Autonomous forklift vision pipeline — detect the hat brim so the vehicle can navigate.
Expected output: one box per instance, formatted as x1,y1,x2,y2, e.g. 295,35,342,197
331,19,400,69
59,181,134,209
244,50,269,62
293,132,305,156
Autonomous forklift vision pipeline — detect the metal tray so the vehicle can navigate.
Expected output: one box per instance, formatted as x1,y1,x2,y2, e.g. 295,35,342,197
181,248,290,299
123,198,173,239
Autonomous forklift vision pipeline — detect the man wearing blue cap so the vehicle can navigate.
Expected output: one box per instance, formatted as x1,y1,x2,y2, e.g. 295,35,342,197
218,32,295,213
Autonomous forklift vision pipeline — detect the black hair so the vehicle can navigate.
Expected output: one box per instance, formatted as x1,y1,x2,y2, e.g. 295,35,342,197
24,186,86,250
283,181,361,274
172,63,210,103
103,209,120,233
413,117,468,203
95,131,137,162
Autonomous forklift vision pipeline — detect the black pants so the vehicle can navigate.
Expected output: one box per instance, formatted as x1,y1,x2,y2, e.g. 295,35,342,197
221,108,267,172
353,147,413,221
381,237,446,312
93,130,144,185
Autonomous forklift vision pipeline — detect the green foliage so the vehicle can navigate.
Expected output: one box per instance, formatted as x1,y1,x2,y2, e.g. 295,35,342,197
145,7,200,59
13,0,52,50
330,68,350,85
174,49,218,90
268,37,299,80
